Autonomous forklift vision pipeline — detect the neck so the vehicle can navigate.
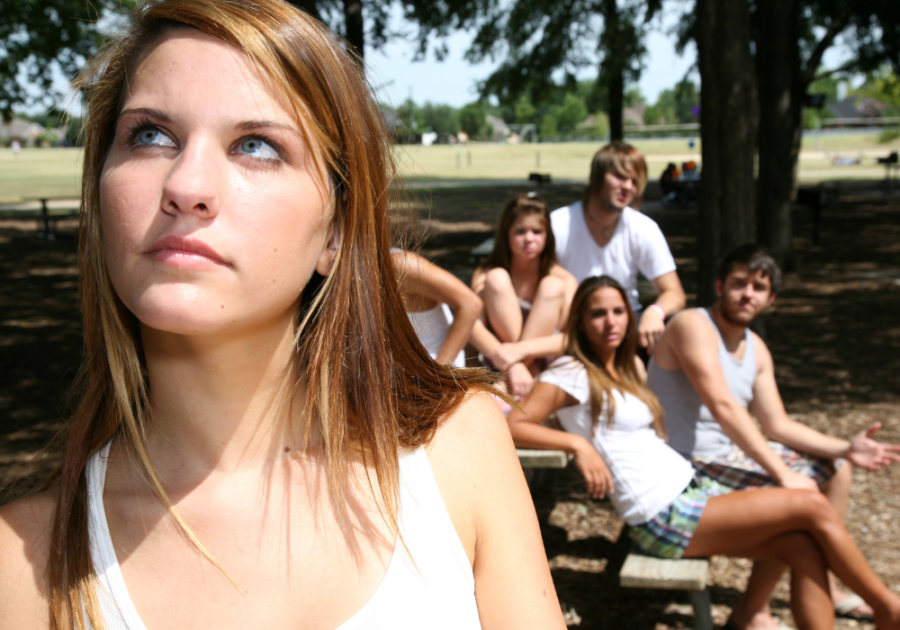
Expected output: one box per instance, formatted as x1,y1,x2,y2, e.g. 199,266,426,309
509,254,541,278
708,303,748,348
585,196,621,236
140,311,306,480
594,345,619,381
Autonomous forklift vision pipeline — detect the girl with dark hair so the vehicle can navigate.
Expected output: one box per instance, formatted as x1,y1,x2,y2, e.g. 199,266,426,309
471,193,577,395
507,276,900,630
0,1,565,628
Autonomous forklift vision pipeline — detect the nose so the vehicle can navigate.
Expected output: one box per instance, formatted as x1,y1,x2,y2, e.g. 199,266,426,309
161,138,221,219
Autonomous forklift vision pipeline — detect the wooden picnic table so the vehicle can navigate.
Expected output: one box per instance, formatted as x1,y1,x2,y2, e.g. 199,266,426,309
21,196,80,240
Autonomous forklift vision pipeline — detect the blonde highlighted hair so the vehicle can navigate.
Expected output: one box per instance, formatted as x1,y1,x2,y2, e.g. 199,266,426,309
564,276,665,438
47,1,491,627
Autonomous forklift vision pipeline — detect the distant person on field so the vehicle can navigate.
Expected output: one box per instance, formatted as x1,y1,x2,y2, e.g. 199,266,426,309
551,141,685,353
648,243,900,626
472,193,577,395
10,139,21,156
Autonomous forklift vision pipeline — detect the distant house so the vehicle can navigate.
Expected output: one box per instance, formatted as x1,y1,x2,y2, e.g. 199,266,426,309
623,103,647,127
485,114,511,142
827,96,891,121
0,118,45,147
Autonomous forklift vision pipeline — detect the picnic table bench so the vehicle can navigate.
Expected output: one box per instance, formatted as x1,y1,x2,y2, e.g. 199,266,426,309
878,151,899,190
620,552,713,630
796,184,838,245
0,197,80,240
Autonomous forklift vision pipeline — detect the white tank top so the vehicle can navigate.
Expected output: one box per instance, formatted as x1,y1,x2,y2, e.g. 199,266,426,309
85,442,482,630
406,303,466,368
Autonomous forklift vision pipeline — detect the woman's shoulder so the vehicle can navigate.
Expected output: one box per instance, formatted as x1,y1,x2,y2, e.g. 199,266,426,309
425,391,524,555
0,488,58,627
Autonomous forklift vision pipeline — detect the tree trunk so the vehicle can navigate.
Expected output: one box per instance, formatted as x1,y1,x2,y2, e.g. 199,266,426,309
756,0,801,271
287,0,322,22
696,0,758,305
600,0,625,142
342,0,365,59
608,68,624,141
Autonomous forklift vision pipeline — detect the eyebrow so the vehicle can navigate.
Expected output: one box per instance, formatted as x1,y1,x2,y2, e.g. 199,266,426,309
119,108,302,138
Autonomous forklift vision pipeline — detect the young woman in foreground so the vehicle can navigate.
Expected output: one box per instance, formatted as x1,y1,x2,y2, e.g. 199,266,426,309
507,276,900,630
0,1,564,628
472,194,577,390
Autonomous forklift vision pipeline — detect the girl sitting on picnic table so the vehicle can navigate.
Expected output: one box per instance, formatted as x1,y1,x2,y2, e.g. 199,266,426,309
393,250,481,368
472,193,577,387
0,1,565,629
507,275,900,630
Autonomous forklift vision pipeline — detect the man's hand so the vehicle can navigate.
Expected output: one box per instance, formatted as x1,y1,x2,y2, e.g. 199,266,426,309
506,362,534,399
847,422,900,471
572,440,615,500
777,469,820,491
637,308,665,352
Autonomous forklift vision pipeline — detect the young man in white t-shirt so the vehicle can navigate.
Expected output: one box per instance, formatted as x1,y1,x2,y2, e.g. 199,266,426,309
551,142,685,352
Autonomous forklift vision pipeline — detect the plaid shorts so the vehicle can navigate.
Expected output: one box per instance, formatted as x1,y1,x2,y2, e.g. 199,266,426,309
629,475,733,559
692,441,843,490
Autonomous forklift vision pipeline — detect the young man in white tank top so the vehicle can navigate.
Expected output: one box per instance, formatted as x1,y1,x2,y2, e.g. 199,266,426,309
648,243,900,629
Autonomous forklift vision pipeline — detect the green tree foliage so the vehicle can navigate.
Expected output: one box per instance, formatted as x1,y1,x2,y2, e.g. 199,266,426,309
400,0,662,140
0,0,139,115
419,102,460,135
458,101,488,138
643,79,700,125
539,113,558,137
514,95,537,124
555,92,588,132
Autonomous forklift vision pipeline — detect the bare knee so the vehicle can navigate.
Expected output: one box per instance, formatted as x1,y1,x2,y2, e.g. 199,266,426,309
484,267,514,294
798,490,842,532
534,275,564,301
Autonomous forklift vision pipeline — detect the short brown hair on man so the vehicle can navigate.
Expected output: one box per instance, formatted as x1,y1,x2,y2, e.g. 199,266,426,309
717,243,783,293
583,141,648,207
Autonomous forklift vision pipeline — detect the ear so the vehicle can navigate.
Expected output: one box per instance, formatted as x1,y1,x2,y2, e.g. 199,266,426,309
714,278,723,298
764,291,777,308
315,219,340,276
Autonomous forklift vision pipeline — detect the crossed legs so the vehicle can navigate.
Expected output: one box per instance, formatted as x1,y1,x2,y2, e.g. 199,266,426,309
683,485,900,630
482,268,565,350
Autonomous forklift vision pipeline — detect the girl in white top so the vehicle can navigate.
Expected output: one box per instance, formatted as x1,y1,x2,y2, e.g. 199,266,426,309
507,275,900,630
0,2,565,629
393,250,481,368
471,193,577,397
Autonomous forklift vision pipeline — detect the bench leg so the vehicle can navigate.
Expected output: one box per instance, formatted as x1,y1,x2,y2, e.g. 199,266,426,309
687,588,713,630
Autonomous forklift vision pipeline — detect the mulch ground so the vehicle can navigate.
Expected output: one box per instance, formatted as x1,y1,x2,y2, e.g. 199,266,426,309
2,183,899,629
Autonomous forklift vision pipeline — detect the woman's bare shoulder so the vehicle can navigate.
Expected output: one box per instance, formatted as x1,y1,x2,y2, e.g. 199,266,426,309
425,391,523,553
0,489,58,627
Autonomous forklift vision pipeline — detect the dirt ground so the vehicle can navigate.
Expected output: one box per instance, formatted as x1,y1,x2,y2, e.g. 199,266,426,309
1,183,899,629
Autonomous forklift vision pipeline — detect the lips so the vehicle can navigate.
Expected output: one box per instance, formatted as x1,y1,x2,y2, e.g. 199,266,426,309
145,234,230,267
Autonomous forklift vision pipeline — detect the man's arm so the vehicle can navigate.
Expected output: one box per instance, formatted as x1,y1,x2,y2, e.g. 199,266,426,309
638,270,686,352
750,336,900,470
667,312,816,489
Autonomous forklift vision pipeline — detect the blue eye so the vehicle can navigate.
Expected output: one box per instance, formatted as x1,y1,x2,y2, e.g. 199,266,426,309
237,138,280,161
134,127,175,147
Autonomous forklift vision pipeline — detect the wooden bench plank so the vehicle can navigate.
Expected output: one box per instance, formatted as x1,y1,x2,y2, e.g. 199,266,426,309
619,553,709,591
516,448,569,468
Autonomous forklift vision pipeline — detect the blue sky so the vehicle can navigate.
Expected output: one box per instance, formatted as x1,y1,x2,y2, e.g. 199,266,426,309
367,7,699,110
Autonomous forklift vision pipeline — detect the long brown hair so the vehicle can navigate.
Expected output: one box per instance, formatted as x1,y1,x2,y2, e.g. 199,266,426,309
483,193,556,279
49,1,491,627
564,276,665,438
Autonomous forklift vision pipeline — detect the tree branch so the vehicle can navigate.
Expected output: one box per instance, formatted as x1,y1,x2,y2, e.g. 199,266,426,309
803,13,851,87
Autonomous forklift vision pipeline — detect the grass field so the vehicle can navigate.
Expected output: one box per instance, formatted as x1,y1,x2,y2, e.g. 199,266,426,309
2,131,898,203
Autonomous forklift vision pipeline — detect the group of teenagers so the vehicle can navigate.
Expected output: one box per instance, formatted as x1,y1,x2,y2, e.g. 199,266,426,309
403,145,900,629
0,1,898,629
